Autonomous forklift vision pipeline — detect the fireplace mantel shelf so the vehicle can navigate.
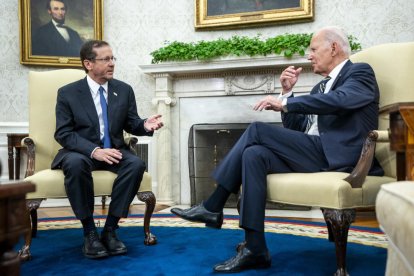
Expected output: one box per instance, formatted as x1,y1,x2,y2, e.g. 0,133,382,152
139,54,311,76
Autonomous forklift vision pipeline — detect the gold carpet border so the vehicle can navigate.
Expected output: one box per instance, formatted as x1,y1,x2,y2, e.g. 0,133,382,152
37,216,387,248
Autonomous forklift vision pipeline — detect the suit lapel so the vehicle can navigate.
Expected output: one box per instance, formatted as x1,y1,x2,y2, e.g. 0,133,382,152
107,80,120,134
330,60,353,90
77,77,100,136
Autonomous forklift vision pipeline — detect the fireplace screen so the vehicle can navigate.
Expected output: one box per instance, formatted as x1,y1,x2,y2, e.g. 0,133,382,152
188,124,247,207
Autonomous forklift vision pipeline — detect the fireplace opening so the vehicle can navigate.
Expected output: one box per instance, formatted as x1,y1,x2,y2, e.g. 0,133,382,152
188,123,310,210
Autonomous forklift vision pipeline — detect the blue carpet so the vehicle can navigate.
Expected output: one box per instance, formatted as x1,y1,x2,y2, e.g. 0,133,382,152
19,219,386,276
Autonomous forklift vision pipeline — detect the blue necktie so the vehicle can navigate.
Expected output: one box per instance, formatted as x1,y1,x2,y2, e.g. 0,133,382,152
99,86,111,148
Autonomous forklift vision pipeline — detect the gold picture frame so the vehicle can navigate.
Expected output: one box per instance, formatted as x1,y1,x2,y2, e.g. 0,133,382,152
195,0,314,30
19,0,103,67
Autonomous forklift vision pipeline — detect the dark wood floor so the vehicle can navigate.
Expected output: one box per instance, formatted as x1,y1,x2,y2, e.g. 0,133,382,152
37,204,379,228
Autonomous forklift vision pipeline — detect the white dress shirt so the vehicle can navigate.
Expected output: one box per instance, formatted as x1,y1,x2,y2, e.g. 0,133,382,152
52,19,70,42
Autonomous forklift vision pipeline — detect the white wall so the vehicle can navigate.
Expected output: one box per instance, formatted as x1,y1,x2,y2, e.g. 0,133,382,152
1,0,413,181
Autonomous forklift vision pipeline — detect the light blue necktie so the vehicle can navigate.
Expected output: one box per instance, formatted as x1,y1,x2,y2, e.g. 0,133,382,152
99,86,111,148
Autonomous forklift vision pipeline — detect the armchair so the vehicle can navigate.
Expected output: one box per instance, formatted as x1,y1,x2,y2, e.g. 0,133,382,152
376,181,414,275
263,42,414,275
19,69,157,260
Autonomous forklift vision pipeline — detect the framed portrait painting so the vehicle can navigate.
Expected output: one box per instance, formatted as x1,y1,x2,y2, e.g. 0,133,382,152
195,0,314,30
19,0,103,67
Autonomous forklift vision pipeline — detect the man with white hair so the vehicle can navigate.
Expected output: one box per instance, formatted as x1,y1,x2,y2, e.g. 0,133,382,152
171,26,383,273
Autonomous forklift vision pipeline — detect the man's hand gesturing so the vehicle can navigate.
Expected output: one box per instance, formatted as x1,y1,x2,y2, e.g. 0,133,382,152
144,114,164,131
280,66,302,94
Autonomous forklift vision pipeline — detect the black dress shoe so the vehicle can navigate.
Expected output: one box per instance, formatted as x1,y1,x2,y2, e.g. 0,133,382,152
236,241,246,252
101,227,127,255
170,203,223,229
213,247,271,273
83,231,109,259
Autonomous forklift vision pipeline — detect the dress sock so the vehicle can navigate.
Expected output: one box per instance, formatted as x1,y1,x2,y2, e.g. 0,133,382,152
81,216,97,236
203,185,231,213
245,229,267,255
104,214,121,230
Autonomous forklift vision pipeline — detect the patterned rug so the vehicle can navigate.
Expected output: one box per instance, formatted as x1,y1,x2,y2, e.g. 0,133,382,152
21,214,387,275
37,213,387,248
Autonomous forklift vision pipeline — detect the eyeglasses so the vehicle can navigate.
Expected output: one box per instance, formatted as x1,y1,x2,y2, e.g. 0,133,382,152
92,57,117,63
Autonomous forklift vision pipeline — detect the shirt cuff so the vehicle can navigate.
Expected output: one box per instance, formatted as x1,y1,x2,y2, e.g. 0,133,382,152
90,147,100,159
282,98,288,112
278,90,293,100
143,119,151,132
278,91,292,113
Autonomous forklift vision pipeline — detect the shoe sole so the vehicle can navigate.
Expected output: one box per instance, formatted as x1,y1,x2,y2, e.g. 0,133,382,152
213,262,271,273
108,248,127,256
82,249,109,259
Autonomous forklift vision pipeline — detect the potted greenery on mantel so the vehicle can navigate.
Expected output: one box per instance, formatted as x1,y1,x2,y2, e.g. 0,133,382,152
150,33,361,64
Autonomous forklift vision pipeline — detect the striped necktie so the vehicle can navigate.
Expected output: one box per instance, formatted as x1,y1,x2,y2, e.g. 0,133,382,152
99,86,111,148
318,76,331,93
305,76,332,133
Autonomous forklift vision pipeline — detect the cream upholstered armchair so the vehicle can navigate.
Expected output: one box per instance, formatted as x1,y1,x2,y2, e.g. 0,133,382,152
376,181,414,275
19,69,157,260
261,42,414,275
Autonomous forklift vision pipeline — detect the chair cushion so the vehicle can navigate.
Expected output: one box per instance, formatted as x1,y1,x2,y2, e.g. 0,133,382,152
267,172,395,209
25,169,152,199
376,181,414,275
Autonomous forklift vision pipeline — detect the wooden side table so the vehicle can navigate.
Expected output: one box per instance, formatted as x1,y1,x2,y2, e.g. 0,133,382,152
379,102,414,180
7,134,28,180
0,181,35,276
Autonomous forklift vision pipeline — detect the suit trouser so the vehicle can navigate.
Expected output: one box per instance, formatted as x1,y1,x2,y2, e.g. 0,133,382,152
212,122,328,232
60,148,146,220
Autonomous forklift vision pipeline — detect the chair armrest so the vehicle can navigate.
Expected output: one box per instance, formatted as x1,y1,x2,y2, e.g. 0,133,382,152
124,136,139,155
343,130,390,188
22,137,36,178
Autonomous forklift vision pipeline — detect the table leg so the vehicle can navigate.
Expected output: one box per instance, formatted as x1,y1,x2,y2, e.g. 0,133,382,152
7,139,14,180
406,131,414,180
15,148,21,180
396,153,406,181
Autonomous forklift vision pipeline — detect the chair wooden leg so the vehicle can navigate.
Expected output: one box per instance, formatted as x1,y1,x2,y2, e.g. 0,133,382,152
19,199,42,261
321,208,356,276
137,191,157,246
101,196,107,209
30,209,38,238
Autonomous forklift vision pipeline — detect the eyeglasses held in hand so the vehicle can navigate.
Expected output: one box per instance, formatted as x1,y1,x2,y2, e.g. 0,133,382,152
92,57,117,63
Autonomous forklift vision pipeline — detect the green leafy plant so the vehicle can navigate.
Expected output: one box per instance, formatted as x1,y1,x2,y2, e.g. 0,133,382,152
150,33,362,64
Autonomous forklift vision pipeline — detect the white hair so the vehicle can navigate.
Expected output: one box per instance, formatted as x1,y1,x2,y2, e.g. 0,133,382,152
319,26,351,56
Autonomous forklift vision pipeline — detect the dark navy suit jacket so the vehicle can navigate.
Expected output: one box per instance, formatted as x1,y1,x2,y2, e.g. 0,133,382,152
32,21,83,57
282,61,383,175
52,77,152,169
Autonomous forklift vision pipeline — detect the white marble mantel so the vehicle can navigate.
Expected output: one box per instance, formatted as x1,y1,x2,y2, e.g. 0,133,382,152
139,55,320,205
